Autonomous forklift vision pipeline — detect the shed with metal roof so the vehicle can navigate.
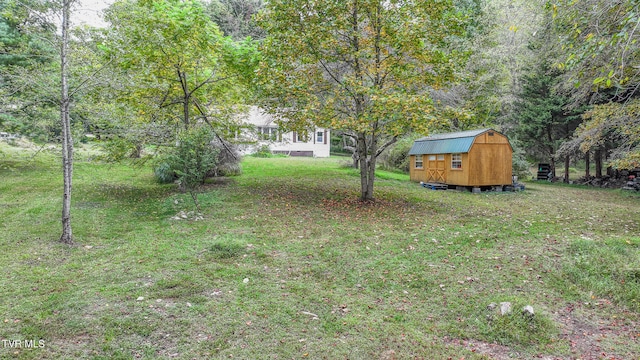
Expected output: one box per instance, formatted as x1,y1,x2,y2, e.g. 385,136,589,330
408,129,513,188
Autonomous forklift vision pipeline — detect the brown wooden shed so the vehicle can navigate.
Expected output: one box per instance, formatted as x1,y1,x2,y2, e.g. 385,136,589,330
408,129,513,188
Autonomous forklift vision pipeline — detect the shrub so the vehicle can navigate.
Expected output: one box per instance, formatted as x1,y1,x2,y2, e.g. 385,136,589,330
154,161,176,184
168,127,220,191
153,127,242,185
208,136,242,176
252,144,272,158
511,139,533,180
378,135,420,173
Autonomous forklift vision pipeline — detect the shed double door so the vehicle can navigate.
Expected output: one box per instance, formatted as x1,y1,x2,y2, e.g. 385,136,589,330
426,155,446,183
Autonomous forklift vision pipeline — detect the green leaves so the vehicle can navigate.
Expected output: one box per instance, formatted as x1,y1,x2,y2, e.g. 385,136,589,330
257,0,464,199
102,0,257,136
553,0,640,99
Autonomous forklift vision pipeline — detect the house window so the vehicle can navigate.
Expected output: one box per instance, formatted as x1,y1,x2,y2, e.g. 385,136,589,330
437,154,444,160
428,155,436,161
415,155,423,169
316,131,324,144
451,153,462,169
296,131,308,142
257,126,280,141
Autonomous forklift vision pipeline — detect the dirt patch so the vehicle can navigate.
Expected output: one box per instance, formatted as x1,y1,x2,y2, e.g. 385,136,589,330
442,336,516,359
553,301,639,360
442,300,639,359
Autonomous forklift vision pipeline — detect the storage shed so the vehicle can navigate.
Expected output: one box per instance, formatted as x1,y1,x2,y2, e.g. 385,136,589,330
408,129,513,188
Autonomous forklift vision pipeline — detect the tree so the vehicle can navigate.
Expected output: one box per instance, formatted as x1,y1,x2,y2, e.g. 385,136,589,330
0,0,58,138
1,0,77,243
1,0,119,243
206,0,265,40
102,0,258,147
161,126,220,211
59,0,73,243
257,0,463,201
512,60,581,181
553,0,640,104
559,100,640,172
552,0,640,171
0,0,54,67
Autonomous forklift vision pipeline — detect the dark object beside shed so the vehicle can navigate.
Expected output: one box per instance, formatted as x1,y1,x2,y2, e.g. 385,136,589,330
537,163,552,180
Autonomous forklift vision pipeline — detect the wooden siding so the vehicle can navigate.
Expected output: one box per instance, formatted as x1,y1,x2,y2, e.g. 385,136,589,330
467,143,512,185
409,130,512,187
444,153,469,186
410,155,428,183
473,130,510,146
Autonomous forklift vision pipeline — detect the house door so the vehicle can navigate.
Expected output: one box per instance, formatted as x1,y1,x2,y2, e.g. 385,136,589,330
427,155,446,183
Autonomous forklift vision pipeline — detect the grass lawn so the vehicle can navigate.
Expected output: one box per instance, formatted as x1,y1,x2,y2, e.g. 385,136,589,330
1,143,639,359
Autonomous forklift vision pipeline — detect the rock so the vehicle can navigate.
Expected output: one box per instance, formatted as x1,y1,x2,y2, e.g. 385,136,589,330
136,296,144,301
522,305,535,317
243,278,249,284
499,302,512,315
487,302,497,311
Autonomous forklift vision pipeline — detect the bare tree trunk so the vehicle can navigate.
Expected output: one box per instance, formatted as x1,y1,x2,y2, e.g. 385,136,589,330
563,156,570,183
595,148,603,178
584,151,590,178
356,132,377,201
60,0,73,244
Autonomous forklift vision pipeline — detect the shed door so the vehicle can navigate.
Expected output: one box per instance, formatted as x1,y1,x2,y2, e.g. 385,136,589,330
427,155,446,183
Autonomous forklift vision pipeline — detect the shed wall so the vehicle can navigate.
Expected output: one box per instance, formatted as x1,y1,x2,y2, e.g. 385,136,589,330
443,153,469,186
409,155,428,183
409,131,512,186
467,143,513,186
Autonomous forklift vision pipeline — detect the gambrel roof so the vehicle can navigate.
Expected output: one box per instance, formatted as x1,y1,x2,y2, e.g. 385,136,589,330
409,129,499,155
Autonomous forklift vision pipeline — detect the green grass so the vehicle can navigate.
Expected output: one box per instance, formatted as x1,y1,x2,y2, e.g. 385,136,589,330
1,143,639,359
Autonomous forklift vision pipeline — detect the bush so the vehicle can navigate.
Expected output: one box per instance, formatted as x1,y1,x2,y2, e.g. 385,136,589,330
208,136,242,176
168,127,220,191
511,139,533,180
378,135,420,173
153,126,242,185
154,161,176,184
252,144,272,158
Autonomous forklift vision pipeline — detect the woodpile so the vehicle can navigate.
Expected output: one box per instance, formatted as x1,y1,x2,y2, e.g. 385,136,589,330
575,174,639,191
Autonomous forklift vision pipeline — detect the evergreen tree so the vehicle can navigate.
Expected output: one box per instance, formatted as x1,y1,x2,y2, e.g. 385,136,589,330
512,60,581,180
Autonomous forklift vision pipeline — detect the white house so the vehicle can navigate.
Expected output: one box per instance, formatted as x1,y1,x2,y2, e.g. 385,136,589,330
238,107,331,158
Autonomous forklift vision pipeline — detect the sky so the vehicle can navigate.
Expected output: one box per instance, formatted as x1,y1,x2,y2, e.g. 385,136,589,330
73,0,113,28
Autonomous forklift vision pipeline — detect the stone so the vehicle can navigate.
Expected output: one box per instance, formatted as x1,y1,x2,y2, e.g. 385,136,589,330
522,305,535,317
487,302,497,311
499,302,512,315
136,296,144,301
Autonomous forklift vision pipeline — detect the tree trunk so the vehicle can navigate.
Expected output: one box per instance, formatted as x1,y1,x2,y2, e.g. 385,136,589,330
584,151,590,178
59,0,73,244
357,132,375,201
563,156,570,183
183,97,190,129
595,149,603,178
